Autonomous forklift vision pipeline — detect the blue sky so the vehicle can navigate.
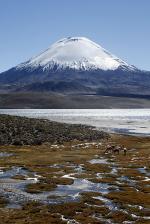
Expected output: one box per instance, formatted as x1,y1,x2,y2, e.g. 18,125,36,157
0,0,150,72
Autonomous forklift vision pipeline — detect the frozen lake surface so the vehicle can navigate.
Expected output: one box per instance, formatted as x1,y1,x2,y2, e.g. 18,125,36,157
0,109,150,136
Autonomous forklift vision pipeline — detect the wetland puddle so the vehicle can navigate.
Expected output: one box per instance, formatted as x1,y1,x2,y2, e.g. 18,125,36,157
0,164,115,207
0,166,47,207
49,178,111,202
0,151,124,210
0,151,149,224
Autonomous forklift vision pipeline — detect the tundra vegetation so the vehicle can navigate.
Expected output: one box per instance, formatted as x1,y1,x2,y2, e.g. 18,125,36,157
0,115,149,223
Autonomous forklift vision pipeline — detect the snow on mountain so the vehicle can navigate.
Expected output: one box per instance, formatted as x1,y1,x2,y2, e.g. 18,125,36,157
16,37,136,72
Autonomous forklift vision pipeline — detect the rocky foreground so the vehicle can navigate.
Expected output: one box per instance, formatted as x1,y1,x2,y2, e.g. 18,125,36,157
0,114,109,145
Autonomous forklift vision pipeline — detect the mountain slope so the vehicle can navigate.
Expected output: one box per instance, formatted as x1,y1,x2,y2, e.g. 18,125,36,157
0,36,150,98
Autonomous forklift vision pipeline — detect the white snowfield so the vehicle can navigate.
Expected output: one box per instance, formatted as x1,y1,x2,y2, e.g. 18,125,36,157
17,37,136,71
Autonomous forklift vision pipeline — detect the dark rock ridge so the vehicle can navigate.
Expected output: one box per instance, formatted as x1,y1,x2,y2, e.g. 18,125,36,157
0,114,109,145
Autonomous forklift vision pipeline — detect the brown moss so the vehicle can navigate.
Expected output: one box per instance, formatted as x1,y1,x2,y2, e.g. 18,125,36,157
90,176,116,184
84,163,111,173
107,191,150,208
80,192,104,206
26,182,56,193
107,211,134,223
135,220,150,224
12,175,26,180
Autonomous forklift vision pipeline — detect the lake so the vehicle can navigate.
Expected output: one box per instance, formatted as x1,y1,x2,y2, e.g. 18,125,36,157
0,109,150,136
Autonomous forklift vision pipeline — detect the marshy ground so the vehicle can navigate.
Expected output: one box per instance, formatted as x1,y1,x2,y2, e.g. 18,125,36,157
0,134,150,224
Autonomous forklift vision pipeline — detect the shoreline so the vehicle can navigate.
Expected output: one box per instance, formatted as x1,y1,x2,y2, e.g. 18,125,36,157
1,109,150,137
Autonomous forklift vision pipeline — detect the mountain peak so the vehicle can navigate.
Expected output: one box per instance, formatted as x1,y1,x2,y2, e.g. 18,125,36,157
57,36,90,42
17,37,136,72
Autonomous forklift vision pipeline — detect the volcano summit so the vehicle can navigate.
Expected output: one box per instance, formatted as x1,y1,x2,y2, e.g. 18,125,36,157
15,37,136,72
0,37,150,108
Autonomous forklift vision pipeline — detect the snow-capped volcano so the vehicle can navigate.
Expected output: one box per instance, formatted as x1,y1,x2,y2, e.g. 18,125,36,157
0,36,150,100
17,37,136,72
